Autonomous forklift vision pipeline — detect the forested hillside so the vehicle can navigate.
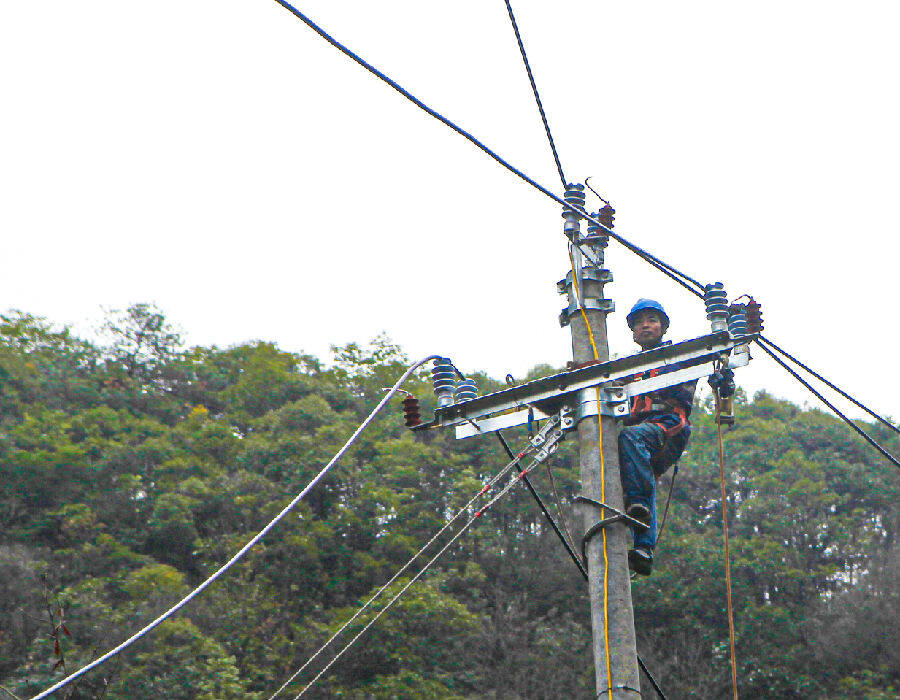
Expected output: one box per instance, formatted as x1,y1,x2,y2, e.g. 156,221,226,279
1,306,897,699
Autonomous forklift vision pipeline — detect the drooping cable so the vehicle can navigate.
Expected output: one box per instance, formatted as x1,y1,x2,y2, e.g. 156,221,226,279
714,393,740,700
758,336,899,436
271,0,705,297
290,444,557,699
29,354,442,700
502,0,566,188
495,431,587,578
266,443,534,699
636,657,668,700
755,341,900,470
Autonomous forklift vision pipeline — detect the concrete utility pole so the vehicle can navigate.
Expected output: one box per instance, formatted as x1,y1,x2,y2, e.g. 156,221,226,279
559,185,641,698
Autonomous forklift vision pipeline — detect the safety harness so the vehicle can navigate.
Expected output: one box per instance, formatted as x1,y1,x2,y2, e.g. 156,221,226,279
626,367,691,472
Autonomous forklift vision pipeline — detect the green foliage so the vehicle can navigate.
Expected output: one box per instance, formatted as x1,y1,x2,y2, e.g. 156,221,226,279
110,619,252,700
1,308,898,698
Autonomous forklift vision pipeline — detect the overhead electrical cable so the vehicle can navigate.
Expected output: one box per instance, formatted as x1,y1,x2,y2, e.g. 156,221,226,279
270,0,704,298
758,335,899,435
501,0,567,188
755,341,900,470
266,443,536,699
29,355,442,700
288,444,561,699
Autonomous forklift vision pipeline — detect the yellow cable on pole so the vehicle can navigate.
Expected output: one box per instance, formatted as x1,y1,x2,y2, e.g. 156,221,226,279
569,249,614,694
715,393,739,700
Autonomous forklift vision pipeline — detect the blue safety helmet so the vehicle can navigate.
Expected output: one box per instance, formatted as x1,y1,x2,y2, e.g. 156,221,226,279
626,298,670,331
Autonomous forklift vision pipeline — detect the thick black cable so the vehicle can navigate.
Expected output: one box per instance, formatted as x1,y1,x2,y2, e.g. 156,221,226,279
636,656,668,700
755,341,900,470
759,335,899,436
271,0,704,297
495,431,587,578
496,431,667,699
502,0,566,188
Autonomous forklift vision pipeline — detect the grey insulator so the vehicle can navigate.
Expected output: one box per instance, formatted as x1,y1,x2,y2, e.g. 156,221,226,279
562,183,586,220
704,282,729,332
728,310,748,338
432,358,456,407
564,183,586,207
456,378,477,403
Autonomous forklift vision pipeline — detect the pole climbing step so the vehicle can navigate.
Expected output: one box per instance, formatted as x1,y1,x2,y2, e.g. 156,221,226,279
575,495,649,570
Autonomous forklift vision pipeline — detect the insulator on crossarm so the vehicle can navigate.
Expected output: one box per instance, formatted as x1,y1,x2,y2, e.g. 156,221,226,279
727,304,748,338
745,298,764,333
704,282,729,333
562,183,586,216
432,358,456,407
402,396,422,428
456,378,477,403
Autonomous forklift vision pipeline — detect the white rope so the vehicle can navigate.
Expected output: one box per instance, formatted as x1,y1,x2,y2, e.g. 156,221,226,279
30,355,442,700
267,445,535,699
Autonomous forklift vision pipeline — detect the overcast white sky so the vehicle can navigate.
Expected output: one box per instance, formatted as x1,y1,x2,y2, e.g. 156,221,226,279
2,1,898,421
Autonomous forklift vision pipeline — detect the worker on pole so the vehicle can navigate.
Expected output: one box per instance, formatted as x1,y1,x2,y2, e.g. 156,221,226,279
619,299,698,576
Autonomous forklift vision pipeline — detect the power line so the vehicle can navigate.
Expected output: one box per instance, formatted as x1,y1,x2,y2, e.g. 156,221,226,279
267,443,535,699
270,0,704,298
755,341,900,470
759,335,899,435
29,355,442,700
502,0,566,188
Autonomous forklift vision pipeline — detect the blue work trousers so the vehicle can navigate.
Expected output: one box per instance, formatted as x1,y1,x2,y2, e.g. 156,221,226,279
618,422,668,551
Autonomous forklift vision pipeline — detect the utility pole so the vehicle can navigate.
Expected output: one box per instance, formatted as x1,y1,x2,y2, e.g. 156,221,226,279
559,185,641,698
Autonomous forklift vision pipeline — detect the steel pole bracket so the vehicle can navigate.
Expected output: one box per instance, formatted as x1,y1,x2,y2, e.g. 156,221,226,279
575,386,629,423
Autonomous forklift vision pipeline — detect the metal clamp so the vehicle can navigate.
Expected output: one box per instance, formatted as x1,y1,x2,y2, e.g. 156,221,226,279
559,297,615,327
574,496,648,570
557,267,615,326
557,267,614,292
596,685,642,697
575,386,629,423
529,408,573,462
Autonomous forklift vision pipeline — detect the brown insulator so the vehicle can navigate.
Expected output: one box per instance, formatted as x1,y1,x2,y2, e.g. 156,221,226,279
745,299,764,334
598,204,615,229
403,396,422,428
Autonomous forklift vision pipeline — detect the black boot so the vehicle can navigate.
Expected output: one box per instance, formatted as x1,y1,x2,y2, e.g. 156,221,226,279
626,503,651,531
628,547,653,576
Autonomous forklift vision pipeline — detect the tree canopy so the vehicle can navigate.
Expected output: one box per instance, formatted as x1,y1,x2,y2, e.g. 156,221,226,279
1,306,897,699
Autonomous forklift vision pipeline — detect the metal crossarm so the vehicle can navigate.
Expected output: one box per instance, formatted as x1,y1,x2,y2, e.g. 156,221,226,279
414,331,754,439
